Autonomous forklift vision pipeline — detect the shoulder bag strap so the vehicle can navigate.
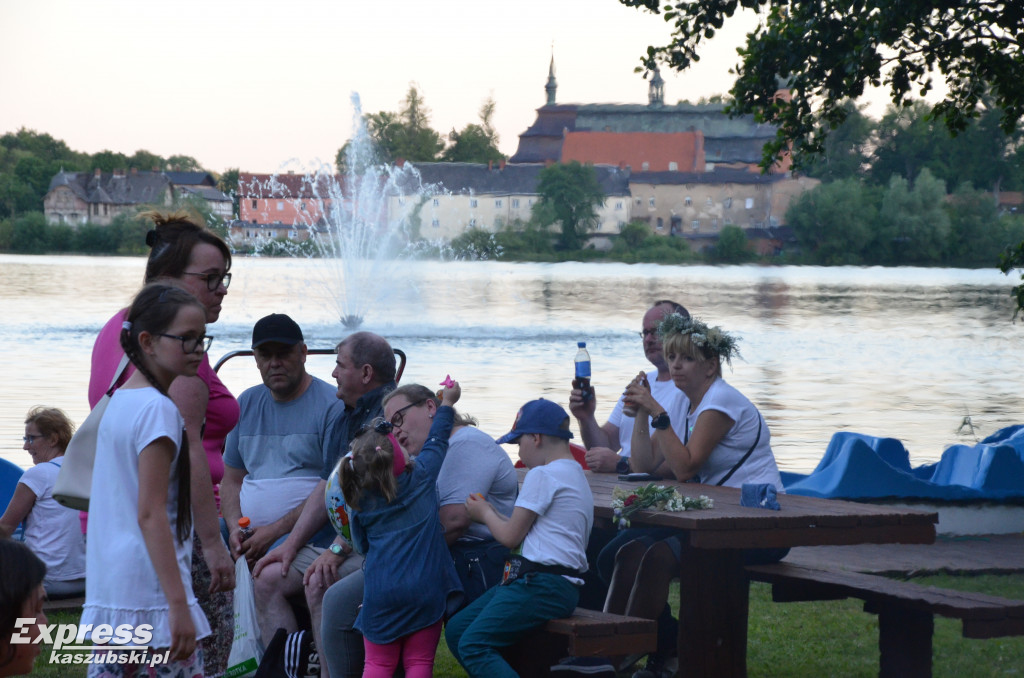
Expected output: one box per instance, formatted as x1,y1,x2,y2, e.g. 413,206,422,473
716,417,762,487
105,353,131,398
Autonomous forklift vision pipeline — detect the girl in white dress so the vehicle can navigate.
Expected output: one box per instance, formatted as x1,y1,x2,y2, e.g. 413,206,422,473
81,284,213,677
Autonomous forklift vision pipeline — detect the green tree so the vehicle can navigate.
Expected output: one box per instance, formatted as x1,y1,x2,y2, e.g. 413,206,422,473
786,178,875,264
712,225,753,263
535,162,605,250
0,129,87,218
940,105,1024,193
165,155,203,172
128,149,166,171
616,220,651,249
800,102,873,181
441,97,504,164
450,227,502,260
90,150,130,172
0,171,40,218
622,0,1024,167
217,168,240,218
870,102,947,187
945,184,1003,267
362,85,444,164
0,128,83,165
494,221,556,259
875,169,949,264
7,212,52,253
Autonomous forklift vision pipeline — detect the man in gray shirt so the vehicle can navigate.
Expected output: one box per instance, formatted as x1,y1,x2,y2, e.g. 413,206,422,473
221,314,339,651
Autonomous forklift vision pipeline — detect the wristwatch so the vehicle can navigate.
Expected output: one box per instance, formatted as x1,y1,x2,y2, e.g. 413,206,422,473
651,411,671,430
329,543,349,558
615,457,631,475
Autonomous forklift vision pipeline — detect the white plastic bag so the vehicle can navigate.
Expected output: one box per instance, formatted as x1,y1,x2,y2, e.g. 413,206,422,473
225,557,264,678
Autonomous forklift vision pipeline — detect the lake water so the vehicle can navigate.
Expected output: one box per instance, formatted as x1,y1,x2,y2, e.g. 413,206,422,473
2,253,1021,475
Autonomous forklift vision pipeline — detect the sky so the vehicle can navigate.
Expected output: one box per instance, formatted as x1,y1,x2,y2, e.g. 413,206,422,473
1,0,885,175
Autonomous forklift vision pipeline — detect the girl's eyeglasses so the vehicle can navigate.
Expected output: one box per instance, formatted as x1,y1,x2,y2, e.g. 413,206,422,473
157,333,214,354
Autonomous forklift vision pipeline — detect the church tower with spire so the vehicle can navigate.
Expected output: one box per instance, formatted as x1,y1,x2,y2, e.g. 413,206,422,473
545,54,557,106
648,65,665,107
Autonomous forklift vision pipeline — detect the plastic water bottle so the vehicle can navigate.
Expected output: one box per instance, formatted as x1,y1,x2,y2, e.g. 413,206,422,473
574,342,593,401
238,516,254,541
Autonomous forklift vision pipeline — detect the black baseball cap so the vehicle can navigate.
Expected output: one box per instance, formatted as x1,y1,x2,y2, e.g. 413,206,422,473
252,313,303,348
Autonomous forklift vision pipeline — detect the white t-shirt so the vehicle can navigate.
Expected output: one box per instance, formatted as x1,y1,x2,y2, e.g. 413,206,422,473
666,377,783,489
18,458,85,581
515,458,593,579
81,387,211,648
608,370,686,457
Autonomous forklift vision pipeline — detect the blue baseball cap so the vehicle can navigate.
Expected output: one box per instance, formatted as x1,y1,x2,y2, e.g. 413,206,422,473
495,399,574,445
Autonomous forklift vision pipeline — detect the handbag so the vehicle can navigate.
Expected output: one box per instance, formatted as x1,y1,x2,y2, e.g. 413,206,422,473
53,353,130,511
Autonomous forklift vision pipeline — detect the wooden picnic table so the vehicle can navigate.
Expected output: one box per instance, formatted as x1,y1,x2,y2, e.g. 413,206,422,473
583,472,939,678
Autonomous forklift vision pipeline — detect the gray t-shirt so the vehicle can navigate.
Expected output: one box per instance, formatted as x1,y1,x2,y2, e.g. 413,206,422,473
437,426,518,542
224,376,337,479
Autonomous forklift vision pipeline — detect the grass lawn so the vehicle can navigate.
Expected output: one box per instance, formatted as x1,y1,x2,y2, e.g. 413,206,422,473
33,573,1024,677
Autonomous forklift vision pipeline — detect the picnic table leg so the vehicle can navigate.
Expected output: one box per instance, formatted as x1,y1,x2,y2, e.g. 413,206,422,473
677,544,748,678
875,603,933,678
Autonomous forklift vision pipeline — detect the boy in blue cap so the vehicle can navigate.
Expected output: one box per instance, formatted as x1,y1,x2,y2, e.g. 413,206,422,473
445,398,594,678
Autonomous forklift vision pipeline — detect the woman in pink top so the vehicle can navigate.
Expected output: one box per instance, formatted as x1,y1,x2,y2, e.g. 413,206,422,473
89,209,240,678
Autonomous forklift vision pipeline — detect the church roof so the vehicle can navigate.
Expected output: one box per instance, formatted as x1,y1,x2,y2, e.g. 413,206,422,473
561,131,704,173
397,162,631,197
509,102,779,165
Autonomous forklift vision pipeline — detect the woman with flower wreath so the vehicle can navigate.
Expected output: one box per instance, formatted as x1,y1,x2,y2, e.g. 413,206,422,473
603,314,785,678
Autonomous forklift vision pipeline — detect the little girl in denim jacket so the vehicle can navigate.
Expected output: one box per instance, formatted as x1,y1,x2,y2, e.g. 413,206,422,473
339,381,463,678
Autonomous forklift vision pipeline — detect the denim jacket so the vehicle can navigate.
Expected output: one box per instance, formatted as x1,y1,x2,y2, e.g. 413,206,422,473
351,406,464,643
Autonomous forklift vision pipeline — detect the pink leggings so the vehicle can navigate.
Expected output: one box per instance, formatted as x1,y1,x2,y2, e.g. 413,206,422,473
362,619,444,678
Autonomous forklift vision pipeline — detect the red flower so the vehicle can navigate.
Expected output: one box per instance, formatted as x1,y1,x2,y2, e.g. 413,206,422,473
623,494,638,507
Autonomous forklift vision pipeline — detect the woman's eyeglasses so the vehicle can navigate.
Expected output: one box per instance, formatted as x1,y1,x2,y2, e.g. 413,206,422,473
182,271,232,291
388,399,427,428
157,333,214,354
22,435,41,444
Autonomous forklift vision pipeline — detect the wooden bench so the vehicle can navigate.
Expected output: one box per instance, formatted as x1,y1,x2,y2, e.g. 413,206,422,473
503,608,657,676
747,562,1024,678
43,596,84,613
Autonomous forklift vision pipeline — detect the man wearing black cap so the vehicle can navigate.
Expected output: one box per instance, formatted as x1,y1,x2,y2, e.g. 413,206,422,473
221,314,342,652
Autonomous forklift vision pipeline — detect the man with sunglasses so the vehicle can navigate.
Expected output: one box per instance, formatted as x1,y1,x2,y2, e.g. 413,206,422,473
569,300,689,474
253,331,396,677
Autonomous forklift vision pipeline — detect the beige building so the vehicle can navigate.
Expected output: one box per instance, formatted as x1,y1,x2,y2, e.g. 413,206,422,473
628,169,820,251
389,162,632,243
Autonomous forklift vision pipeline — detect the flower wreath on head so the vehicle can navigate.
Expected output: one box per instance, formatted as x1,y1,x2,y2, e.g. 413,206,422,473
610,483,713,530
657,313,741,367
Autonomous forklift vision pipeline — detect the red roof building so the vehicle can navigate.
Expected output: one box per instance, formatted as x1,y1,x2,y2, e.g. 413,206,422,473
561,130,705,173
